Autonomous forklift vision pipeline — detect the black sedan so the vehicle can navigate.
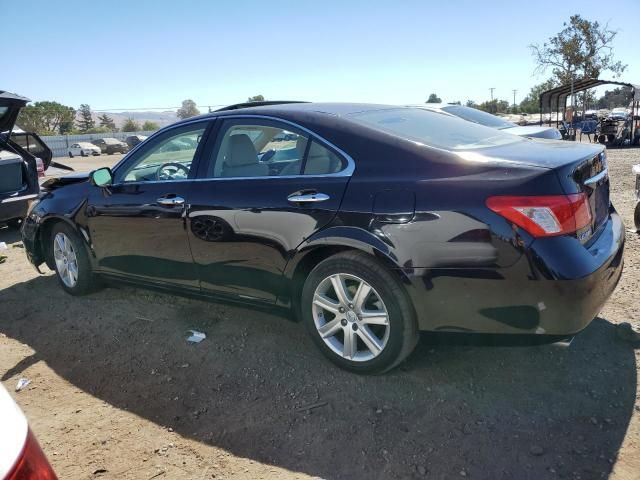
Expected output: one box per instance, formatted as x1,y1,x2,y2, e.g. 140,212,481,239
21,102,624,374
91,137,128,155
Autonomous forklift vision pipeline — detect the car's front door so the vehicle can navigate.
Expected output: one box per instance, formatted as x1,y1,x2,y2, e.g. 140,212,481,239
86,121,212,290
186,117,353,302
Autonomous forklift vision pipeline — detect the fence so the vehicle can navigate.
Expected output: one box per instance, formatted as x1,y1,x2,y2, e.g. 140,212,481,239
41,131,156,158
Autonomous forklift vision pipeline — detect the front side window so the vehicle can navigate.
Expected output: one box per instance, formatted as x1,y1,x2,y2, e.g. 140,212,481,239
209,123,309,178
117,124,206,182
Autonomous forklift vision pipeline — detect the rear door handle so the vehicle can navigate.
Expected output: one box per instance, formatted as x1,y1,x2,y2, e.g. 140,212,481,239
287,192,330,203
157,196,185,206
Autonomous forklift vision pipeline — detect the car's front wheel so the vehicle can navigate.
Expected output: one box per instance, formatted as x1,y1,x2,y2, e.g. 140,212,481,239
68,152,73,158
50,222,99,295
301,251,418,374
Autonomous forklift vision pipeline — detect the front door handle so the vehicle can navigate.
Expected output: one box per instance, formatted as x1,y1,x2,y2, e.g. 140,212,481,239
287,192,330,203
157,196,185,206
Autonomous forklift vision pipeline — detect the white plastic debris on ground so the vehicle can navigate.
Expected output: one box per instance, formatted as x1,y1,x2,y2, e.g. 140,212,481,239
186,330,206,343
15,378,31,391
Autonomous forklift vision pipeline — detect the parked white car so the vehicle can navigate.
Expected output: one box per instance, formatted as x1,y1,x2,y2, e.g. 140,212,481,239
0,384,57,479
68,142,101,157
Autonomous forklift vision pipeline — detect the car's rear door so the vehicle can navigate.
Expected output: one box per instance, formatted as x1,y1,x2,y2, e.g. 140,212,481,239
86,120,213,290
187,116,354,302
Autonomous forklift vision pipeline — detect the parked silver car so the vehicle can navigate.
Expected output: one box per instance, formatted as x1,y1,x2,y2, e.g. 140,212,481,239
415,103,563,140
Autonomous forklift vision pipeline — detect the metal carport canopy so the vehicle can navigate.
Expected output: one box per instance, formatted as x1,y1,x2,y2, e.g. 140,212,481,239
539,79,640,117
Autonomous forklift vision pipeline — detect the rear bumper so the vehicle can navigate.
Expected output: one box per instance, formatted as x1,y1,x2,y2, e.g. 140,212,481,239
405,210,625,335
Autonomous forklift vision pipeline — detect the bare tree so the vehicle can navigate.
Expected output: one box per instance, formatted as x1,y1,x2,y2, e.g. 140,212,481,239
530,15,627,84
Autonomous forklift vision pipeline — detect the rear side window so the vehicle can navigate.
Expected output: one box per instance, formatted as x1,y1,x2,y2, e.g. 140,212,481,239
349,108,523,150
303,141,345,175
209,123,309,178
207,120,348,178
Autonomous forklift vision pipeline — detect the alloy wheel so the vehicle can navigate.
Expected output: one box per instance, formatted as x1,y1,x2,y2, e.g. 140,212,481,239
312,273,390,362
53,232,79,288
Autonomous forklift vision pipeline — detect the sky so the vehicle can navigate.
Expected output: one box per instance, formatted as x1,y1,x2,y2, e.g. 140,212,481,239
2,0,638,112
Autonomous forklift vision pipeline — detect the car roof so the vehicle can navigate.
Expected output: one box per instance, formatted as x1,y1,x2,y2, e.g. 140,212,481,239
179,102,408,124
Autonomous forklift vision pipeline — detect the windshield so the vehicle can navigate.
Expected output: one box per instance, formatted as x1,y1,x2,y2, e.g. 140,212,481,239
349,108,523,150
441,105,516,129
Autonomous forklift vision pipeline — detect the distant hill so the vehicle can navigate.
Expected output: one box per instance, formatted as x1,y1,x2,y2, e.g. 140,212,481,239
79,110,178,128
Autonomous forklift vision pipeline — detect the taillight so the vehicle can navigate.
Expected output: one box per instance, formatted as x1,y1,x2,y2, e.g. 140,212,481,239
35,159,45,178
6,430,57,480
486,193,592,237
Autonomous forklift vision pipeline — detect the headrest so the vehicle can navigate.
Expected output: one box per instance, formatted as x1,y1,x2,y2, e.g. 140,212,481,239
227,134,258,167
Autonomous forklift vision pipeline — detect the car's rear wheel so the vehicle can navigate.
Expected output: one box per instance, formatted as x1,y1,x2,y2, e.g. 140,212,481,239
50,222,99,295
301,251,418,374
634,202,640,231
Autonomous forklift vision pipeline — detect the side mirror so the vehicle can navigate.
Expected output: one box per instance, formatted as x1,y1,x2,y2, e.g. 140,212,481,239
91,167,113,187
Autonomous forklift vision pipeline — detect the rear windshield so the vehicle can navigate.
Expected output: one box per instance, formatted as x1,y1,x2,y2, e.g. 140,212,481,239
441,105,515,129
0,107,8,125
349,108,523,150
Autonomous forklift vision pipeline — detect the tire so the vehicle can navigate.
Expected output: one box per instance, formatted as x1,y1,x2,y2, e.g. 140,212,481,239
81,150,87,157
50,222,100,295
68,152,73,158
634,202,640,231
301,251,418,374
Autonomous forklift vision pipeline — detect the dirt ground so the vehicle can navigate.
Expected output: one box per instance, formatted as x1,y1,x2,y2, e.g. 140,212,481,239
1,148,639,480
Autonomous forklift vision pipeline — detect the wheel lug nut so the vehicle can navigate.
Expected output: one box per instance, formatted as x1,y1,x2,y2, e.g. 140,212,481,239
348,304,353,309
341,319,348,326
352,323,358,331
339,307,345,313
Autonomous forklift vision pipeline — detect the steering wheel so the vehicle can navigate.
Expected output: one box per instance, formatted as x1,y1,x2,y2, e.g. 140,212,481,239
156,162,190,181
260,149,276,163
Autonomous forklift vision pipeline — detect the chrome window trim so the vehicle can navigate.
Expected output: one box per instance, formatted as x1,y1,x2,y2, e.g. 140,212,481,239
110,114,355,186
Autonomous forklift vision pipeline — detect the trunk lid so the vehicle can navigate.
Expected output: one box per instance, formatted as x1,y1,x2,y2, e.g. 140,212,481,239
477,139,609,243
0,91,29,133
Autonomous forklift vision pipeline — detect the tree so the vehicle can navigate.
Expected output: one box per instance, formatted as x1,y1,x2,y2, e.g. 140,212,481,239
247,95,265,102
176,99,200,119
17,101,76,135
142,121,160,131
518,79,558,114
596,87,633,109
477,99,510,114
76,104,95,133
427,93,442,103
466,100,478,108
98,113,116,130
122,118,140,132
530,15,627,86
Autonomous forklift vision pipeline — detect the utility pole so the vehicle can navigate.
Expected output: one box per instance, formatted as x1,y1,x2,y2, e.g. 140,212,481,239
512,89,517,111
489,88,496,113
